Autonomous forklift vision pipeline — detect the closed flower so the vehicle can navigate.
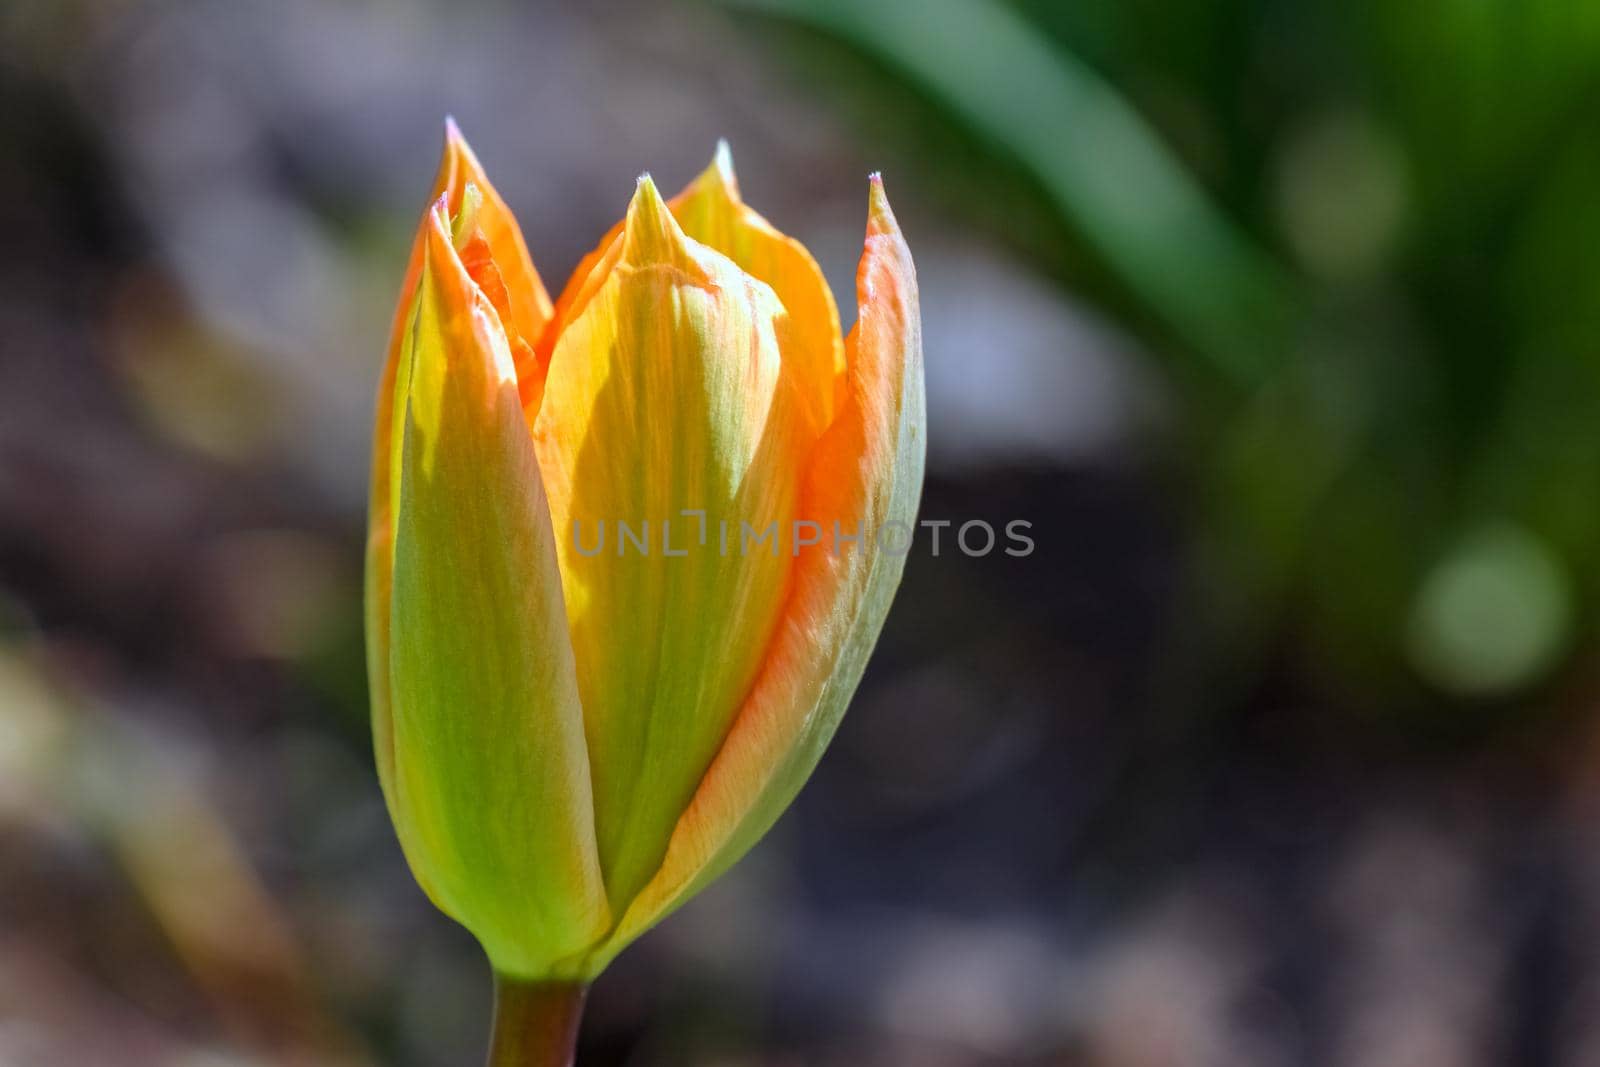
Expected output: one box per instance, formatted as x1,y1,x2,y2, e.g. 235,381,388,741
365,123,924,1002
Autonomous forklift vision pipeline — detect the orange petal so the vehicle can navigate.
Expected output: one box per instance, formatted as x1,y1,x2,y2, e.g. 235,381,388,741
436,119,555,382
589,176,925,967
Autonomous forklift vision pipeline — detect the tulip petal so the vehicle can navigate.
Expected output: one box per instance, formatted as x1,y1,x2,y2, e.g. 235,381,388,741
387,205,610,979
434,119,555,396
366,121,555,820
532,176,821,915
590,176,924,966
672,141,844,435
541,143,842,435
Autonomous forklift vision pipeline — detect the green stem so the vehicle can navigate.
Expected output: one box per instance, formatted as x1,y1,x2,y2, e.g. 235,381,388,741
486,974,588,1067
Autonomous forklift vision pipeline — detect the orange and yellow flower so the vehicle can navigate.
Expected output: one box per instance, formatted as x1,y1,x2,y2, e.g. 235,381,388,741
365,122,924,981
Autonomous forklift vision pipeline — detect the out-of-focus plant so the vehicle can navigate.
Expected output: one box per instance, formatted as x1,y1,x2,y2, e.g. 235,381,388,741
366,126,924,1064
735,0,1600,715
0,641,368,1065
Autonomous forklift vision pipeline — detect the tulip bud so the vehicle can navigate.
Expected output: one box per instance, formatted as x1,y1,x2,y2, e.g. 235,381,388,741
365,125,924,987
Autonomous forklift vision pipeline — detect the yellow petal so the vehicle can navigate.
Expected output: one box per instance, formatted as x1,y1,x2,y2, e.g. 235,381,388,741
671,141,844,435
387,204,609,979
366,121,555,819
591,176,925,967
540,142,842,432
532,176,822,916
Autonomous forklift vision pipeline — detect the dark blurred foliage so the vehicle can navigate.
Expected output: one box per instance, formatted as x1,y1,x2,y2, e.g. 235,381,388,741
744,0,1600,716
5,0,1600,1065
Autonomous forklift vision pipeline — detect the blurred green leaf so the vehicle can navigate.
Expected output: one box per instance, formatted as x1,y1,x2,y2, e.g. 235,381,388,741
729,0,1302,388
1365,0,1600,227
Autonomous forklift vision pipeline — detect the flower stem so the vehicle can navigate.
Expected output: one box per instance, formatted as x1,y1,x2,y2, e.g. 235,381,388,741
486,974,588,1067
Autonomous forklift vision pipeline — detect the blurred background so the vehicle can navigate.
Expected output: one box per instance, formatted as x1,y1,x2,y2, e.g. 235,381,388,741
5,0,1600,1063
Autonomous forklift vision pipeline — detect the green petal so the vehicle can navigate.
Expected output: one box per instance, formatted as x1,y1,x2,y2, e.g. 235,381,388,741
388,204,610,978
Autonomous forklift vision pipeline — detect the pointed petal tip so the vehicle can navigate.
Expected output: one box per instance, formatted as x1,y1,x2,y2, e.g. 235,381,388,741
437,118,489,193
709,139,740,198
633,172,666,211
630,172,668,222
441,116,474,164
866,173,899,236
623,171,691,264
